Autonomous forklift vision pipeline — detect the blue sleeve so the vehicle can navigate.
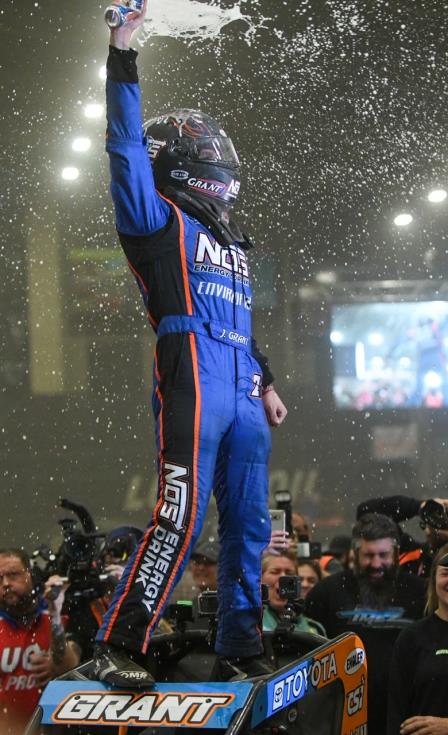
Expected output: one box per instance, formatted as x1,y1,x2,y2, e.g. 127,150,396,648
106,47,170,236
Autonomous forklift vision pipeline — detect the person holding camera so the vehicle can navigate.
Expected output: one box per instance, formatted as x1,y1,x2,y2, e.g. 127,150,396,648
357,494,448,577
93,0,287,687
388,543,448,735
305,514,426,735
0,549,79,734
262,552,325,636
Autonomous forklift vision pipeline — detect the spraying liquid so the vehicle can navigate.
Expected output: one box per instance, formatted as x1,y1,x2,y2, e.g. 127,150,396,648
138,0,265,44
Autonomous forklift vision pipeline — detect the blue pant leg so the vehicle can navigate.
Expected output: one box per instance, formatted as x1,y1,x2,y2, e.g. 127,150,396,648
214,384,272,657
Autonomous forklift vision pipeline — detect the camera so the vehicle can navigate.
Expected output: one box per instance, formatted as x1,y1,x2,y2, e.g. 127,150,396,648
296,536,322,560
196,590,219,617
419,499,448,531
32,498,108,602
278,575,301,602
274,490,293,535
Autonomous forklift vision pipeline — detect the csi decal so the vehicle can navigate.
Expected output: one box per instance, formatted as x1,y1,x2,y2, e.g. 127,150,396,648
251,373,263,398
347,677,365,716
53,691,233,726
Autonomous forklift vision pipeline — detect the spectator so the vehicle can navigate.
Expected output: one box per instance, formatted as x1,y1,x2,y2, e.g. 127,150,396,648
305,513,426,735
0,549,78,734
388,543,448,735
297,559,322,598
357,493,448,576
262,553,325,636
320,534,353,575
171,537,218,603
190,539,218,592
292,512,310,539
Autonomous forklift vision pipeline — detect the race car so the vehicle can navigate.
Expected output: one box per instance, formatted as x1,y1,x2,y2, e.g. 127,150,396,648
25,594,367,735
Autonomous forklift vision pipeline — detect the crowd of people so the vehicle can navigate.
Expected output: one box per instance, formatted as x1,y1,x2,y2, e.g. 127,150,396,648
3,492,448,734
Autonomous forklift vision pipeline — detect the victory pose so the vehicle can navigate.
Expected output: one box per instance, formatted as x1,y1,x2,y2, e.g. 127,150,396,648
93,0,287,687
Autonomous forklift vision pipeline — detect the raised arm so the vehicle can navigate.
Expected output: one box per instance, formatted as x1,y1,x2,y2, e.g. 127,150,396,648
106,0,170,236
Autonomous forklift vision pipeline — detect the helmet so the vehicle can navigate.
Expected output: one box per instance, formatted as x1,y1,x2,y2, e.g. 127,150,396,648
103,526,143,562
144,109,241,208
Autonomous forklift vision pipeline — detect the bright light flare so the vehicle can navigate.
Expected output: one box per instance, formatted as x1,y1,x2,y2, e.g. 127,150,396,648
393,213,413,227
330,330,343,345
61,167,80,181
72,137,92,152
368,332,384,347
428,189,447,204
84,103,104,119
423,371,442,389
99,65,107,80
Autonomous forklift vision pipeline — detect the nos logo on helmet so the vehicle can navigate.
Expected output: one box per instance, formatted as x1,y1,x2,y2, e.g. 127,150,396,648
147,138,167,161
227,179,240,197
170,170,189,180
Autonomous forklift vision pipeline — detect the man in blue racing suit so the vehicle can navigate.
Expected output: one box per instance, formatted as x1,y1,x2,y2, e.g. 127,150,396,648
93,0,288,687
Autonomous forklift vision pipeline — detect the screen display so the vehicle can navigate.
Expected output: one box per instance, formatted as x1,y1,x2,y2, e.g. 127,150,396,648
331,301,448,409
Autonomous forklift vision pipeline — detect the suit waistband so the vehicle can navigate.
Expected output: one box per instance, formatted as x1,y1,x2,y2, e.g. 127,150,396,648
157,315,251,353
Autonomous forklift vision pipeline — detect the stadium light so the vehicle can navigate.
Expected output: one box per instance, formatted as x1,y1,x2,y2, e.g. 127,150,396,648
427,189,447,204
84,103,104,119
393,213,413,227
61,167,80,181
72,137,92,153
330,330,343,345
368,332,384,347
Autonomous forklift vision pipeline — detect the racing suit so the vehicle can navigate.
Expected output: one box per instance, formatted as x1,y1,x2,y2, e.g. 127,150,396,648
97,46,273,658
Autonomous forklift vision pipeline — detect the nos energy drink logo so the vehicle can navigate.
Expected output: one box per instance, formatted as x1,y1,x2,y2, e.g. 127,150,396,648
269,653,337,715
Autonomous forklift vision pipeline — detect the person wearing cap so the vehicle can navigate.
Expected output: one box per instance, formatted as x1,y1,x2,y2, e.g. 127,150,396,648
388,543,448,735
170,537,218,603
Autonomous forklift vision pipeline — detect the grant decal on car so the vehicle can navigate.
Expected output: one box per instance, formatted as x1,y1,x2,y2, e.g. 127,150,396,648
40,681,253,729
53,691,233,726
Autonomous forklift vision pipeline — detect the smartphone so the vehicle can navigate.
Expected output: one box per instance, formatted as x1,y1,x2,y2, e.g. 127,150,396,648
269,508,286,533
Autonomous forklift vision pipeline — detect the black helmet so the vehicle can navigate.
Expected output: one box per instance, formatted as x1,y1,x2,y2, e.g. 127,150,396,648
144,109,241,208
103,526,143,562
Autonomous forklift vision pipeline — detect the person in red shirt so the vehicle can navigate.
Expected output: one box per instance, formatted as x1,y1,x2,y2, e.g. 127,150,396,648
0,549,79,734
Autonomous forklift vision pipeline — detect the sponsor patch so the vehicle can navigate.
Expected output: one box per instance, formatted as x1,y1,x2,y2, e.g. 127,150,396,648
346,677,365,716
251,374,263,398
53,692,233,726
270,653,338,714
187,177,226,196
344,648,365,676
147,137,167,161
194,232,249,280
170,169,189,180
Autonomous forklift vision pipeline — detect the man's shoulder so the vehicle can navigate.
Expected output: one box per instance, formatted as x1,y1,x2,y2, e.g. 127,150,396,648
396,567,427,590
310,569,355,597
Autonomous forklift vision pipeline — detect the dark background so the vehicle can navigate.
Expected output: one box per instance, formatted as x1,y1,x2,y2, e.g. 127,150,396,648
2,0,448,548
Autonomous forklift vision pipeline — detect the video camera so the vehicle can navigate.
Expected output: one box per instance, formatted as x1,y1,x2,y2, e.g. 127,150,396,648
32,498,108,602
419,499,448,531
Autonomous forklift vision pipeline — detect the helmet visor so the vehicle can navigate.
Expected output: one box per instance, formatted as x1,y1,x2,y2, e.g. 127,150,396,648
171,136,240,167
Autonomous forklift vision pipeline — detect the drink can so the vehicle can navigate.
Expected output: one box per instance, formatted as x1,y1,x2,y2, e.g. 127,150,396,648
104,0,143,28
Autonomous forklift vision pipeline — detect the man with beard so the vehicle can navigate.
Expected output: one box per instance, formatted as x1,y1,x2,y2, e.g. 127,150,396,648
357,494,448,576
0,549,79,734
305,514,426,735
